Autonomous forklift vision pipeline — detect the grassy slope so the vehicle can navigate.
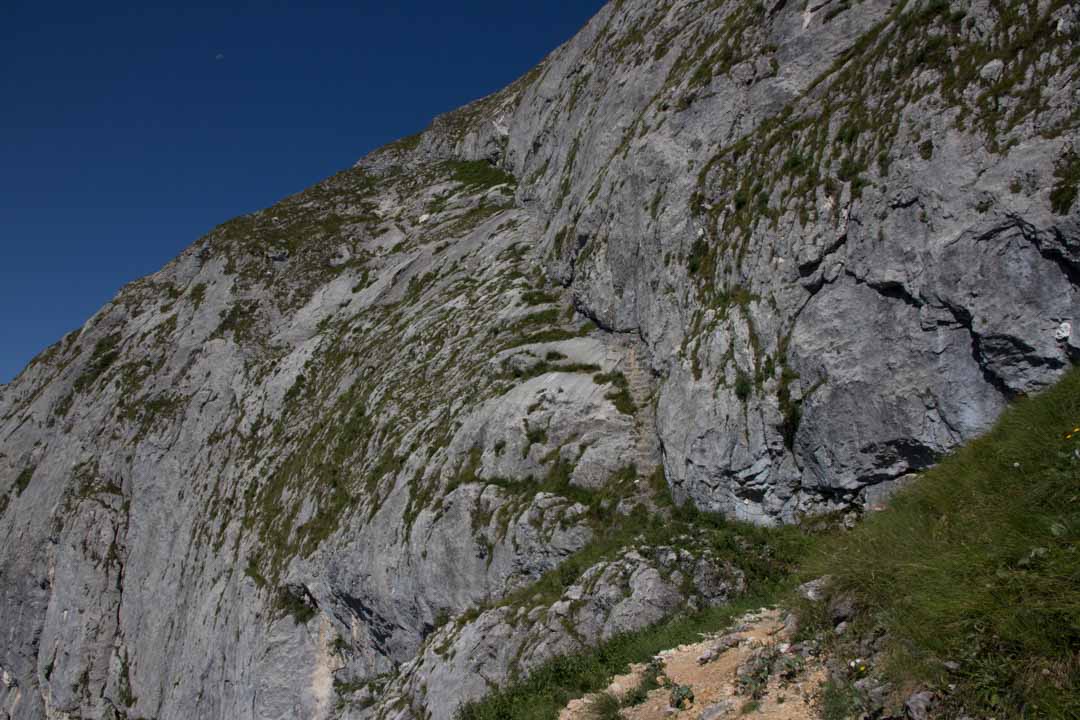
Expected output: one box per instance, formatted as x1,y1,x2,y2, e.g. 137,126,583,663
459,368,1080,719
805,367,1080,718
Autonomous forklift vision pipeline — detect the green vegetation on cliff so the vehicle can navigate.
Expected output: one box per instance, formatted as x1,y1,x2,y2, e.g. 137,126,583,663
459,366,1080,719
457,496,815,720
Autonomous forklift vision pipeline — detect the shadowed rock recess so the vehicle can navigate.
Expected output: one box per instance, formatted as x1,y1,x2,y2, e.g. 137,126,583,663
1,1,1077,718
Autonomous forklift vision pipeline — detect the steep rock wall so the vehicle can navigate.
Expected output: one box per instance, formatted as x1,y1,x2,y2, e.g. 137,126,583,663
0,0,1077,718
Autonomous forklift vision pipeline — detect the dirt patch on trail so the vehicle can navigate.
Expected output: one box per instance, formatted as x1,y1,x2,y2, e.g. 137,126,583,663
559,608,827,720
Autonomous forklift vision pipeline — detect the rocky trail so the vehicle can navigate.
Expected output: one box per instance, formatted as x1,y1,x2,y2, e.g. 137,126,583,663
560,609,828,720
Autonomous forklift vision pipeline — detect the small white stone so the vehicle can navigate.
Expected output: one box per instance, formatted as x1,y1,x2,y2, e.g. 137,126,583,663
418,214,430,225
979,59,1005,82
1054,321,1071,341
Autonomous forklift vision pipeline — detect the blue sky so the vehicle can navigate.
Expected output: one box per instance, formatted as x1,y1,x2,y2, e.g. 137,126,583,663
0,1,605,383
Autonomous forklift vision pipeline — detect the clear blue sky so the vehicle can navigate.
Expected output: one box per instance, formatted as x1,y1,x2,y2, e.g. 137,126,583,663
0,1,605,384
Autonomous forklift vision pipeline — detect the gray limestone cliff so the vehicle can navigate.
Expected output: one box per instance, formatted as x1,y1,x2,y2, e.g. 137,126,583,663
1,0,1077,718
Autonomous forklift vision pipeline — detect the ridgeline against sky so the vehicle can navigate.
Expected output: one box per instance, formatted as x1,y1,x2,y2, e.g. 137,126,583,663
0,0,605,383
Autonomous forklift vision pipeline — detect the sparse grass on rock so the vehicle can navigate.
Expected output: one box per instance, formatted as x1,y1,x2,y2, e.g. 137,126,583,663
457,501,814,720
461,367,1080,720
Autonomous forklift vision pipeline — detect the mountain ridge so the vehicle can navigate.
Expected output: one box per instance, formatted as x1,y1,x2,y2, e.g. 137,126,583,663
0,1,1077,718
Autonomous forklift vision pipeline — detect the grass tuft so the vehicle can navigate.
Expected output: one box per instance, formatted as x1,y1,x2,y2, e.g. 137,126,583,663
585,692,622,720
594,372,636,415
1050,150,1079,216
14,465,35,495
447,160,517,190
818,680,863,720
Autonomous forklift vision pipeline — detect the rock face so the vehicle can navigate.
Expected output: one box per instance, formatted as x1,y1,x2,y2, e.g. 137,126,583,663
1,0,1078,718
371,541,746,720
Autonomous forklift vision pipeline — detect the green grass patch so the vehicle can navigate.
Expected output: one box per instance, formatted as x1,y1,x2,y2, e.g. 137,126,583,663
734,371,753,401
447,160,517,190
505,361,601,384
504,322,596,350
522,290,558,307
804,366,1080,717
15,465,35,495
739,699,761,715
623,658,663,706
388,133,422,153
818,679,864,720
687,237,709,276
189,282,207,310
1050,149,1079,216
73,333,122,394
594,372,635,415
513,309,561,330
605,387,635,416
276,584,318,624
584,692,622,720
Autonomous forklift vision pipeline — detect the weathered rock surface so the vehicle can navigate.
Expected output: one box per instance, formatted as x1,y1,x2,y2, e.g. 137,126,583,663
369,541,745,720
1,0,1077,718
